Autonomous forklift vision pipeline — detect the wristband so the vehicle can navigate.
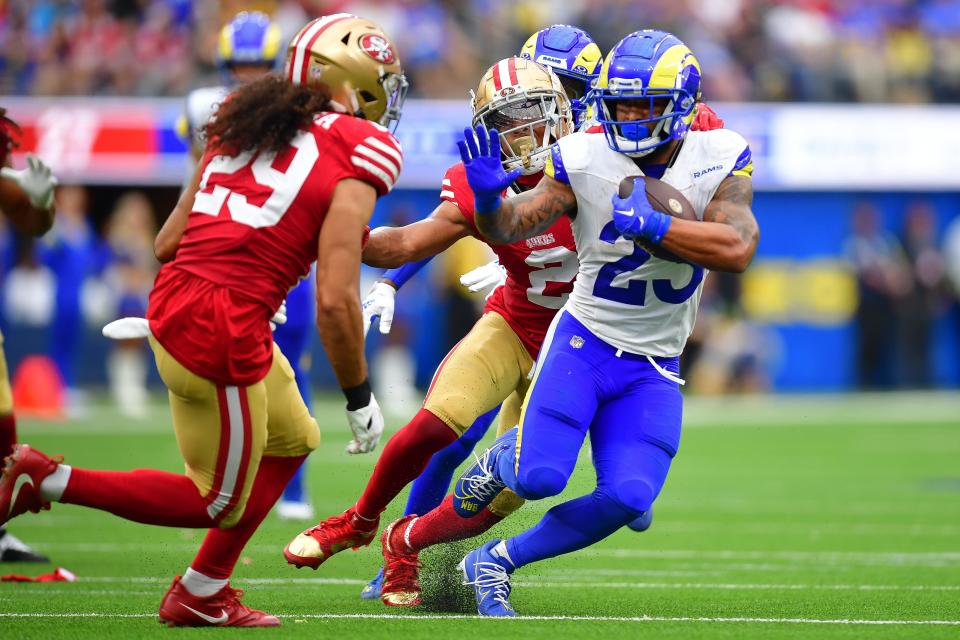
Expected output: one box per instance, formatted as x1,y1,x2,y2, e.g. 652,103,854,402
641,211,672,245
474,192,502,215
382,256,433,290
343,378,372,411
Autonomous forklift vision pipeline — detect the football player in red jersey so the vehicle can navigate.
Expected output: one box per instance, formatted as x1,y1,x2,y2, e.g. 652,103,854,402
283,57,578,596
0,108,56,564
0,14,408,627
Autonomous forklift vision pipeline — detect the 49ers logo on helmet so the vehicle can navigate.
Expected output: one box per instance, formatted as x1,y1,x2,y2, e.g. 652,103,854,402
359,34,395,64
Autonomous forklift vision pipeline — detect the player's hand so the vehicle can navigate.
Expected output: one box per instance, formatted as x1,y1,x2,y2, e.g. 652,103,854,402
269,301,287,331
457,124,520,214
610,179,671,245
361,281,397,337
459,260,506,297
691,102,724,131
345,394,385,454
0,154,58,210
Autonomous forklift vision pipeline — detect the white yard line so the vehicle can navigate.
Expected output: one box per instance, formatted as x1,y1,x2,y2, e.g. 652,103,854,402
0,612,957,625
15,576,955,592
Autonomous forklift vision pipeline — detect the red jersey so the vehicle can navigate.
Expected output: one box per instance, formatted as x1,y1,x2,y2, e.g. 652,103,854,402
440,163,577,358
149,112,402,385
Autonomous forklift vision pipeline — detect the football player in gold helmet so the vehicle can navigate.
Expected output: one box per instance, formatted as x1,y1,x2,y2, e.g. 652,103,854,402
0,14,406,627
283,58,579,608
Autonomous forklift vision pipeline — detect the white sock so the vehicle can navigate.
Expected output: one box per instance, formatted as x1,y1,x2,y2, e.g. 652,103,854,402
181,567,228,597
39,464,71,502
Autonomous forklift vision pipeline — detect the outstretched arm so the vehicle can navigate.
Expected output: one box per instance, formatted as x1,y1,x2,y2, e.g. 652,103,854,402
155,161,203,262
658,175,759,273
474,173,577,245
457,124,576,245
362,200,472,268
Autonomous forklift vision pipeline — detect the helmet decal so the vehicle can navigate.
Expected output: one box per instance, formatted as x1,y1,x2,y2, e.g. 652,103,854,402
359,33,396,64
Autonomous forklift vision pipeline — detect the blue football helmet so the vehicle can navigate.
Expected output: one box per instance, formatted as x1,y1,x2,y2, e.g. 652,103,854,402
217,11,282,69
590,30,702,157
519,25,602,127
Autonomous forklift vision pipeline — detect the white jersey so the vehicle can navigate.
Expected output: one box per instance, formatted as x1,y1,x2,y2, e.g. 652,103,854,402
175,86,230,154
545,128,752,357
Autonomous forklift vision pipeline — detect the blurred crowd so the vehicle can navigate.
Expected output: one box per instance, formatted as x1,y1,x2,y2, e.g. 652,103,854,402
846,201,960,389
1,186,157,415
2,0,960,102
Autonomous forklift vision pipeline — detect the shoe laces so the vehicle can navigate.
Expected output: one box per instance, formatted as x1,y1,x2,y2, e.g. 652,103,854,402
385,551,421,589
209,585,250,613
465,560,512,609
461,448,503,502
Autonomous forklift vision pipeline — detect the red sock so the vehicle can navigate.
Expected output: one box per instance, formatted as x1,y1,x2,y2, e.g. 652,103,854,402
0,413,16,459
354,409,457,520
191,455,305,579
61,469,213,528
403,495,503,552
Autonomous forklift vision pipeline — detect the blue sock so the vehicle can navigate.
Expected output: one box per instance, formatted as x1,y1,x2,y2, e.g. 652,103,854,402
403,406,499,517
504,490,634,569
282,361,311,503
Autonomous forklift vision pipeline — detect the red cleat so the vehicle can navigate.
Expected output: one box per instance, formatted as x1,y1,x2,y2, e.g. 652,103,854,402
0,444,61,526
157,576,280,627
380,515,422,607
283,507,378,569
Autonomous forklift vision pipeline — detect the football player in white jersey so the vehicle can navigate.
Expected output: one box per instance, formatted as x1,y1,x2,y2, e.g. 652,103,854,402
451,30,758,616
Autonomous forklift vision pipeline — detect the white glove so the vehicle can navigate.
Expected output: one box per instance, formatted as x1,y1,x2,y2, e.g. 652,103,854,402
345,393,384,454
361,281,396,337
460,260,507,297
1,154,58,210
102,317,151,340
270,301,287,331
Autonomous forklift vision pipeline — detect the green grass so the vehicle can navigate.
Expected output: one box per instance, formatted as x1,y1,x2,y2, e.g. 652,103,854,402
1,393,958,639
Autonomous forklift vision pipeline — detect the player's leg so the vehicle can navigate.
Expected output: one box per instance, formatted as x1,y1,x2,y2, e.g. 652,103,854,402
462,360,681,616
362,403,500,600
0,334,47,562
1,338,267,531
285,311,531,570
163,345,319,625
381,390,524,568
274,278,315,518
454,310,601,516
403,403,499,518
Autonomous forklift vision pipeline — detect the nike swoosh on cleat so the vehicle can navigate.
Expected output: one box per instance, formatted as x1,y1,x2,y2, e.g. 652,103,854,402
8,474,34,518
180,604,228,625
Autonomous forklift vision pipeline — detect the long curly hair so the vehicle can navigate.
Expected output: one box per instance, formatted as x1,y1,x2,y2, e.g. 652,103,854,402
204,75,333,157
0,108,22,167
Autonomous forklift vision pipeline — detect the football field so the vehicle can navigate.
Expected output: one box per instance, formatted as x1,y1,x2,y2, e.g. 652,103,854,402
1,392,958,639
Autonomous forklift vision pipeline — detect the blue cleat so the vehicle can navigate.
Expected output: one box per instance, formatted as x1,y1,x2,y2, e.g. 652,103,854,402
627,508,653,533
452,428,517,517
459,539,517,617
360,567,384,600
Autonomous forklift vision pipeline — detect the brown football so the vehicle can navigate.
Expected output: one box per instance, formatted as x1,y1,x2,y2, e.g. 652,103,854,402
618,175,696,262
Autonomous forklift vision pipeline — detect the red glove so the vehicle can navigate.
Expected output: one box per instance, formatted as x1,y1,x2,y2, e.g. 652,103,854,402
691,103,724,131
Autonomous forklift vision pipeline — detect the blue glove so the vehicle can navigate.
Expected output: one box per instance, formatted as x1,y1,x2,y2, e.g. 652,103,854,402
610,179,672,245
456,124,521,214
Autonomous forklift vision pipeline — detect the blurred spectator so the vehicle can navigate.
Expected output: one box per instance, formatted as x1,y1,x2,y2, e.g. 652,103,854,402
4,0,960,102
38,185,106,410
102,191,157,418
943,213,960,375
896,201,945,388
685,272,779,394
843,201,909,389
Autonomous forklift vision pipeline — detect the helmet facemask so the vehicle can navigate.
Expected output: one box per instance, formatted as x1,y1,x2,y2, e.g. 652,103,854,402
473,89,568,175
593,80,696,158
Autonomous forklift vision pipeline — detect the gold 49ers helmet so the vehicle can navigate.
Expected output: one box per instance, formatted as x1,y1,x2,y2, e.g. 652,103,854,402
284,14,408,130
471,57,573,175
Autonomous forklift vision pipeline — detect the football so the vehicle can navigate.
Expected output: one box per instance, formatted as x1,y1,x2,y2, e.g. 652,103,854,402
618,175,697,261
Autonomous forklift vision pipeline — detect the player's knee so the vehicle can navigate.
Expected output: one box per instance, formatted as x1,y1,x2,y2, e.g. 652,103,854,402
489,489,525,517
608,478,657,516
516,465,568,500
